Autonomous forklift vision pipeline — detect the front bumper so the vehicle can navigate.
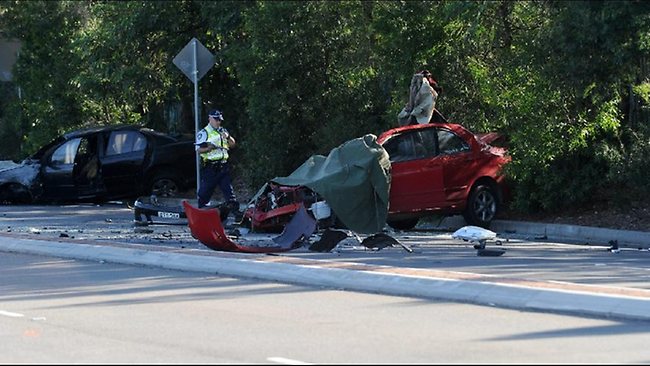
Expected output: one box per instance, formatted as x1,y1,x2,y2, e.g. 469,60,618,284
133,195,190,226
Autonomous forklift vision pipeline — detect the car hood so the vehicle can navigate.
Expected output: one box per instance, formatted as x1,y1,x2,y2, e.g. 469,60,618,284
0,160,21,172
0,159,41,186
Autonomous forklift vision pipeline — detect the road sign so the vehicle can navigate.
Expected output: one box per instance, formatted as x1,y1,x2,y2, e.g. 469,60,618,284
173,38,215,83
173,38,216,193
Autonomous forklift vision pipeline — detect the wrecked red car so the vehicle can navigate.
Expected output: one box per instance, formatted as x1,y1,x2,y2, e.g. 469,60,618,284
378,122,510,230
243,183,322,232
243,123,509,232
242,134,391,234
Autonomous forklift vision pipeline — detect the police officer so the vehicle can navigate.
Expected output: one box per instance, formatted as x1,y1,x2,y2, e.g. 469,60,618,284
195,109,240,217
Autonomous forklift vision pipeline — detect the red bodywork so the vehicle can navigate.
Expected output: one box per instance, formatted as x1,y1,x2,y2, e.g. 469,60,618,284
243,122,510,231
243,184,318,232
183,200,309,252
377,122,510,227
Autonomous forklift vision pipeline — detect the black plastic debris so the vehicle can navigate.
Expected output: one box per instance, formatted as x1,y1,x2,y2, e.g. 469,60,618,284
361,233,413,252
309,229,348,252
608,240,620,253
477,248,506,256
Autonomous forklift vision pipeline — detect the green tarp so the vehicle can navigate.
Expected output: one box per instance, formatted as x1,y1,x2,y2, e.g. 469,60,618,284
272,134,391,234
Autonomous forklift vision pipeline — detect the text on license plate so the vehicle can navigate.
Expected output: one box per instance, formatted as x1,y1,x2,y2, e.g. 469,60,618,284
158,211,180,219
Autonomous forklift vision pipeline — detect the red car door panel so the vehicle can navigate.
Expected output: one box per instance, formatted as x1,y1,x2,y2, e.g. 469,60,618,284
389,158,444,212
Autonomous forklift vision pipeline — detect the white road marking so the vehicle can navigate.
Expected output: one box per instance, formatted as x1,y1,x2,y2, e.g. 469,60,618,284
0,310,24,318
267,357,312,365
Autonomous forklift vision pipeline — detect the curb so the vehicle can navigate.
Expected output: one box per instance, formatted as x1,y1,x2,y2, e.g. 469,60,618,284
491,220,650,249
2,237,650,322
423,216,650,249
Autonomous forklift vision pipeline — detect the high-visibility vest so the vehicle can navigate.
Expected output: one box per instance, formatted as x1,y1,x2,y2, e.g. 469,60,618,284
198,124,229,162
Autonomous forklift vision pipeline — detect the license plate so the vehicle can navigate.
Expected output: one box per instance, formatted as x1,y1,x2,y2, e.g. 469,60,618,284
158,211,180,219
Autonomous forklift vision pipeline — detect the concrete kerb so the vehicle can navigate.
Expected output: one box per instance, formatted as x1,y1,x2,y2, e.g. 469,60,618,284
491,220,650,249
425,216,650,249
2,237,650,322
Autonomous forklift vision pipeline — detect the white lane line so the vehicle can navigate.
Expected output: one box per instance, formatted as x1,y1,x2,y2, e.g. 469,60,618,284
0,310,25,318
267,357,312,365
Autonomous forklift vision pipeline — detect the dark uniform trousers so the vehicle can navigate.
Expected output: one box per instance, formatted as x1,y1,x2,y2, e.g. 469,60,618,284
197,160,236,208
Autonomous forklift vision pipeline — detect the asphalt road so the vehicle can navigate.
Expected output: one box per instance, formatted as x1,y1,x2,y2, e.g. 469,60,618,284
1,202,650,321
3,251,650,364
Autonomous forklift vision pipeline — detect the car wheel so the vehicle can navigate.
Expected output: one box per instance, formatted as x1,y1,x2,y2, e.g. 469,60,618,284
463,184,497,228
386,218,419,231
149,173,181,197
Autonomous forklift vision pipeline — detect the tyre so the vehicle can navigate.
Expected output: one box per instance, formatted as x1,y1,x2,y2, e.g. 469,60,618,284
463,184,497,228
149,172,181,197
386,217,419,231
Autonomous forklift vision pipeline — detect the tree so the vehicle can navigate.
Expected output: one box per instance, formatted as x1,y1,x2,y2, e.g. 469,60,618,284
0,0,87,154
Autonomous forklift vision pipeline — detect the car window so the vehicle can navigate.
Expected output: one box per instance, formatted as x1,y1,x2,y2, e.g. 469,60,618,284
437,129,469,155
106,131,147,156
384,131,430,163
50,138,81,165
77,137,92,156
416,129,437,158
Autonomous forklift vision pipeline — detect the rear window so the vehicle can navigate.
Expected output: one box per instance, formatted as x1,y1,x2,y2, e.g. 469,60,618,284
106,131,147,156
437,130,469,155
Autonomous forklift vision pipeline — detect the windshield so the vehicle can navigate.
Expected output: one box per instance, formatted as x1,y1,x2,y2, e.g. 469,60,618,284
31,136,66,160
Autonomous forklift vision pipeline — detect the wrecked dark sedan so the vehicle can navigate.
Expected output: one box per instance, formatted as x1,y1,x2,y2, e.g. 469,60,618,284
0,125,196,204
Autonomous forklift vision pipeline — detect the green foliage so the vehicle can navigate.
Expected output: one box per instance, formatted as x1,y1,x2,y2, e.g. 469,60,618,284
633,82,650,103
0,82,23,160
228,1,402,188
1,0,87,154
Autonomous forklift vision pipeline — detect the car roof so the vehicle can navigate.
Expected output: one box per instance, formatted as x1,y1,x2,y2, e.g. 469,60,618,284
61,124,177,142
377,122,469,144
62,124,143,139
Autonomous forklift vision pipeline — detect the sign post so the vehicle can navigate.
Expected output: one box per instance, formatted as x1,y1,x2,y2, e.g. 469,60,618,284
173,38,215,194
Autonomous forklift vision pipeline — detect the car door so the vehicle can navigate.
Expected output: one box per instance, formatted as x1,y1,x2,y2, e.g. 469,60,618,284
436,128,474,205
100,130,148,198
41,137,82,200
383,128,444,213
72,135,106,199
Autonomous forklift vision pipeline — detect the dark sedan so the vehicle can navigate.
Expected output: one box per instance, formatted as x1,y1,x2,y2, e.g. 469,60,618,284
0,125,196,204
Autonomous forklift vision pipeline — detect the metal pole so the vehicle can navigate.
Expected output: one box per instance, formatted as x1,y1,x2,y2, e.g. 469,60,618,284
193,39,201,195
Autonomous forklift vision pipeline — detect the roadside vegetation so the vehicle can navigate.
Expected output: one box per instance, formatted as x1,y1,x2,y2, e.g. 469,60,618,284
1,1,649,217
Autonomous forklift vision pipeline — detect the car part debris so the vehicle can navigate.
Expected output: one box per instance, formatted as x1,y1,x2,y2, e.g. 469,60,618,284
308,229,349,252
271,204,317,248
182,200,303,253
360,233,413,253
452,225,505,255
477,248,506,256
608,240,620,253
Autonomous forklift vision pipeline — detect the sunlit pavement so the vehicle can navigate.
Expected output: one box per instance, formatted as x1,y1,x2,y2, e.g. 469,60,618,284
1,204,650,321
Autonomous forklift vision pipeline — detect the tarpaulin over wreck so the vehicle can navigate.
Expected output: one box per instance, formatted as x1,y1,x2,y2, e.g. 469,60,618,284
271,134,391,234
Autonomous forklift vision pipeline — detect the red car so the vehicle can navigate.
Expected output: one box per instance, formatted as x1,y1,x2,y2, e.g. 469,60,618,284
377,122,510,230
242,122,510,232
